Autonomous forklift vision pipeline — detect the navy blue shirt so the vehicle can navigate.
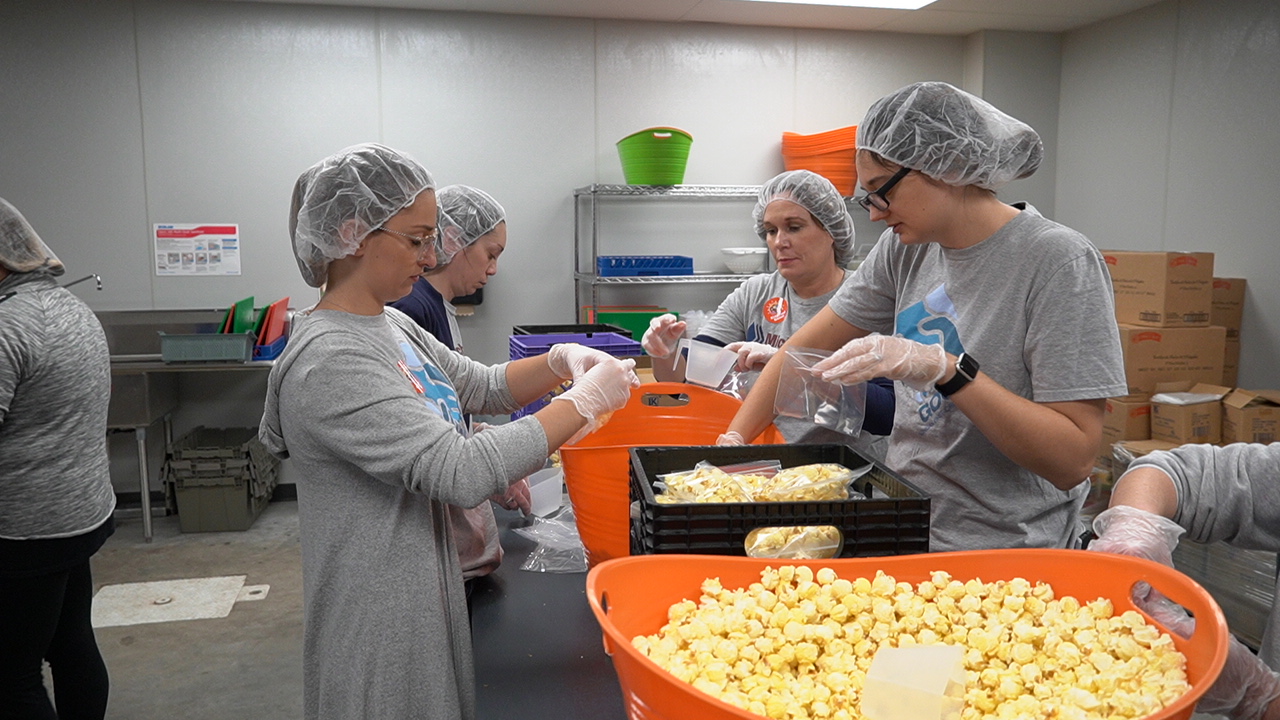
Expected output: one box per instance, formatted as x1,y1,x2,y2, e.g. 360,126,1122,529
391,278,454,350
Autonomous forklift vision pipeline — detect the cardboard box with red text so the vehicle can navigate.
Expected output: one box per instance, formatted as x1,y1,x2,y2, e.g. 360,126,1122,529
1103,251,1213,327
1211,277,1246,340
1099,395,1151,466
1222,389,1280,445
1150,382,1231,445
1118,324,1226,395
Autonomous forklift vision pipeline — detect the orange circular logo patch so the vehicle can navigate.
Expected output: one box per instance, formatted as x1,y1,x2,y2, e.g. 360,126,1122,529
763,296,788,324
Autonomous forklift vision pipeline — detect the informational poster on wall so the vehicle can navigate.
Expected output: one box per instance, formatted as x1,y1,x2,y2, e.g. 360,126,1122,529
154,223,242,276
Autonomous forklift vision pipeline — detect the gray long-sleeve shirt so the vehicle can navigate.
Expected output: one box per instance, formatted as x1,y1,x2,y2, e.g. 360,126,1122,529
0,272,114,540
259,307,547,720
1129,442,1280,669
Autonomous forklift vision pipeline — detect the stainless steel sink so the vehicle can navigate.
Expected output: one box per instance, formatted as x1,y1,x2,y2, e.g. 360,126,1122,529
99,309,223,429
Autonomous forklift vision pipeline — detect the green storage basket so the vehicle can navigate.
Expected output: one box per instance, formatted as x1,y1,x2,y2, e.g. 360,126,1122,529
616,127,692,185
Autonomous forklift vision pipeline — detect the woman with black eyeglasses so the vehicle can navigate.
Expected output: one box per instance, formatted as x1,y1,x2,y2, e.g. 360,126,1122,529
722,82,1127,554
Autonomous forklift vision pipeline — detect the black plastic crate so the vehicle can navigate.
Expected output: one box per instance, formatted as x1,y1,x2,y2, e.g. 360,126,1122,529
629,444,930,558
513,323,632,339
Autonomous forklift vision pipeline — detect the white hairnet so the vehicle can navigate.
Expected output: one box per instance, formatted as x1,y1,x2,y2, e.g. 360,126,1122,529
0,197,64,276
858,81,1043,190
289,143,435,288
435,185,506,265
753,170,856,267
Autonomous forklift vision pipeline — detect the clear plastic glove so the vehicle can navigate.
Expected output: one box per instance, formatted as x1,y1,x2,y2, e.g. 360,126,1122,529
551,358,640,440
1136,591,1280,720
641,313,686,359
547,342,614,380
1090,505,1186,567
716,431,745,446
812,334,947,391
725,341,777,372
490,478,532,515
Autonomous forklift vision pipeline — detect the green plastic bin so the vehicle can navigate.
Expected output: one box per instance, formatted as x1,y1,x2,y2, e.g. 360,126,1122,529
616,127,692,185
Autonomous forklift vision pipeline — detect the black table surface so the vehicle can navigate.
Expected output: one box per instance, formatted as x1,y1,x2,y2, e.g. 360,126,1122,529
470,507,626,720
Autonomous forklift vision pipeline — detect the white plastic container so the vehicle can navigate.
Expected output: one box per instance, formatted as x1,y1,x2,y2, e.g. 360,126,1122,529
861,644,966,720
526,466,564,517
683,339,737,388
720,247,767,274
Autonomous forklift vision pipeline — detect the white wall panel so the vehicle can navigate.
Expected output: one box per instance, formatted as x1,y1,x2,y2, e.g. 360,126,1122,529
135,0,381,310
380,10,596,364
1163,0,1280,388
0,0,151,309
1057,2,1177,250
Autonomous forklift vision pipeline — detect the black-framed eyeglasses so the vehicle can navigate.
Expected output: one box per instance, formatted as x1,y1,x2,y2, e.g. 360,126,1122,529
855,166,911,213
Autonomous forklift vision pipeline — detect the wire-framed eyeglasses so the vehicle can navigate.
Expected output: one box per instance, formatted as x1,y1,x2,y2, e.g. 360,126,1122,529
378,226,438,259
855,166,911,213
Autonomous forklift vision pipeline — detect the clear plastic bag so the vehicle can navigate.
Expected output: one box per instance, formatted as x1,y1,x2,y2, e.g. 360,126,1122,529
774,347,867,437
759,463,871,502
654,460,782,504
745,525,843,559
511,505,587,573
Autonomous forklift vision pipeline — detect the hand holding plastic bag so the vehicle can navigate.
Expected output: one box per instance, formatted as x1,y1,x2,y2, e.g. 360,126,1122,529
813,334,947,391
725,341,777,372
1090,505,1186,567
547,342,614,380
641,313,686,359
552,358,639,441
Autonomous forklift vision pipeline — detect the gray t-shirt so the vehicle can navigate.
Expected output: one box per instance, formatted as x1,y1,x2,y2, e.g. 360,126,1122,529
258,306,548,720
0,272,114,539
696,270,888,456
1129,443,1280,670
831,205,1127,551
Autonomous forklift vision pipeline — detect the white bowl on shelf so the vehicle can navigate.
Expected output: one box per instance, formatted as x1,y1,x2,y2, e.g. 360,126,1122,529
720,247,768,274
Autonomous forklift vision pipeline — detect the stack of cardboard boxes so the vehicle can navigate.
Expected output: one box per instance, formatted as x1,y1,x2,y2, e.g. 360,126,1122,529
1096,251,1273,496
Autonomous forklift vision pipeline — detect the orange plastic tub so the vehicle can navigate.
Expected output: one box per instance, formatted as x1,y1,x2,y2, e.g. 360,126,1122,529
587,550,1229,720
781,126,859,195
559,383,784,566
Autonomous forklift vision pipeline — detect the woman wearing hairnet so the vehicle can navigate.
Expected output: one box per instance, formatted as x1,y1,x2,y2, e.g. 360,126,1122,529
723,82,1127,552
390,184,528,595
258,143,639,719
0,198,114,718
1088,444,1280,720
643,170,893,456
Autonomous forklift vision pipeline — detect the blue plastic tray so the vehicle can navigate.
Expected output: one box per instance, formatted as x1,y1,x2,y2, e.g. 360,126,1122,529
596,255,694,277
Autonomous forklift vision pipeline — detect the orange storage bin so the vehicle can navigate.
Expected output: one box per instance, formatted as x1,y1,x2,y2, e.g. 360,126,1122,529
587,549,1229,720
781,125,858,196
559,383,784,566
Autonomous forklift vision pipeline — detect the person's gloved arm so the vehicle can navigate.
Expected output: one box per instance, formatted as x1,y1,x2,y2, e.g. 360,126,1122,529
641,314,686,359
725,341,777,372
1089,505,1186,567
716,431,745,446
812,334,947,391
547,342,614,380
549,358,640,443
1138,593,1280,720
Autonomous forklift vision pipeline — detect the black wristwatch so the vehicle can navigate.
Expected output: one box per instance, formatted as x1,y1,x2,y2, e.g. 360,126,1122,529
935,352,979,398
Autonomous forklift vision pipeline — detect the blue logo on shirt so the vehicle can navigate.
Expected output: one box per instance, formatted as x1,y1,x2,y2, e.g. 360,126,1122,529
398,340,469,437
895,285,964,425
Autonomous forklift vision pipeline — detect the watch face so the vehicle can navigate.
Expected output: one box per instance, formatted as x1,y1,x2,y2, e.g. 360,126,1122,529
957,353,979,380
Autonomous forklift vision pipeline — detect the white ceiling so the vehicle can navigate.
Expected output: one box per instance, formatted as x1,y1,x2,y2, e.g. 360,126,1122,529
222,0,1168,35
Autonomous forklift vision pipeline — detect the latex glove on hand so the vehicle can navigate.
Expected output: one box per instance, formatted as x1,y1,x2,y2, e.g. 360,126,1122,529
490,478,532,515
551,357,641,441
725,341,777,372
1090,505,1186,567
716,431,745,446
1136,591,1280,720
641,313,686,359
812,334,947,391
547,342,614,380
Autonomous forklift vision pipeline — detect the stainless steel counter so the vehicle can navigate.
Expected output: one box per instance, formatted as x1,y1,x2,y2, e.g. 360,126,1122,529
100,309,282,541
